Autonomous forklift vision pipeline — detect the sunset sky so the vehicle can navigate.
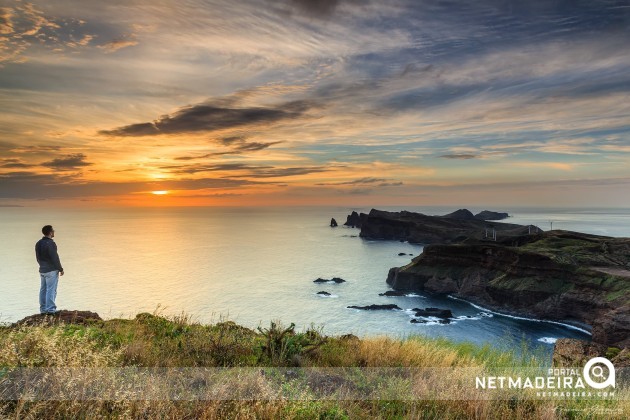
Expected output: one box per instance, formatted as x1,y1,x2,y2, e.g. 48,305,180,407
1,0,629,207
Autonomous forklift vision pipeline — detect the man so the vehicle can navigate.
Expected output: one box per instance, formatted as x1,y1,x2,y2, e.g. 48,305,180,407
35,225,64,314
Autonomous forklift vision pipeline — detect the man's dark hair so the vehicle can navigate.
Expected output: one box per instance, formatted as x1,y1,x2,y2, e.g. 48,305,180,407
42,225,54,236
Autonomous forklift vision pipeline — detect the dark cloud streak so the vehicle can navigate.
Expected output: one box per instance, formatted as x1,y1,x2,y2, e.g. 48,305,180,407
316,177,388,186
100,101,313,137
440,154,479,160
41,153,93,170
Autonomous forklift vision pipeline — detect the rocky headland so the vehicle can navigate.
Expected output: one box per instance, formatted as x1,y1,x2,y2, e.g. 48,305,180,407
386,228,630,349
340,208,629,354
350,208,522,244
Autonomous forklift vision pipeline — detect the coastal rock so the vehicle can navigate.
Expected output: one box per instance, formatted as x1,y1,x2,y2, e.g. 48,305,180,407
330,218,338,227
552,338,607,367
14,310,102,327
412,307,453,319
591,305,630,349
347,304,401,310
386,230,630,348
411,318,450,324
379,291,407,296
442,209,476,220
355,209,530,244
314,277,346,283
474,210,509,221
344,211,368,228
316,291,332,296
398,252,407,256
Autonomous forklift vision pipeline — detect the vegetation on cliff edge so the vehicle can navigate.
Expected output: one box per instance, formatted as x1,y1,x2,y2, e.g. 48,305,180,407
0,312,627,419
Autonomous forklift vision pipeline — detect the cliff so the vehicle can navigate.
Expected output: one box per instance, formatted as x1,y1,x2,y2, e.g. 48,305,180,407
386,230,630,348
357,208,525,244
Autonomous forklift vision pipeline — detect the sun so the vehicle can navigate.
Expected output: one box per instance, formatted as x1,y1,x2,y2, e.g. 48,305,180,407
151,191,169,195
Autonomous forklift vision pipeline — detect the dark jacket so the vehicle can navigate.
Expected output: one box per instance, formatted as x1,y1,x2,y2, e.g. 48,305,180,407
35,237,63,273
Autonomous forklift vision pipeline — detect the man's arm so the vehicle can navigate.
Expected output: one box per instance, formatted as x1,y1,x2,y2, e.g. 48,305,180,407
49,241,64,274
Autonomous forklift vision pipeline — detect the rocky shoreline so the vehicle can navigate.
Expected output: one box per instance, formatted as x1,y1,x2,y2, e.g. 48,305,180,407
343,209,630,352
385,233,630,348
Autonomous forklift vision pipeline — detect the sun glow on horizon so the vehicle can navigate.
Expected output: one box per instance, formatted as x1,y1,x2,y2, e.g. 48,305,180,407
151,190,169,195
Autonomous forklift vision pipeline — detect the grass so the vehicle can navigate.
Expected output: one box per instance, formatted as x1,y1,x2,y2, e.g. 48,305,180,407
0,312,627,419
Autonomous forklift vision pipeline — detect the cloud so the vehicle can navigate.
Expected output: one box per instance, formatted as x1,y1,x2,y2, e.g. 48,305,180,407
317,177,403,188
41,153,93,170
173,139,281,160
287,0,341,18
0,171,255,199
0,158,35,169
230,166,332,178
10,145,62,153
97,36,138,53
174,152,233,160
67,34,95,48
514,162,575,171
161,163,269,175
0,7,14,34
235,141,282,152
19,3,60,36
100,100,313,136
0,2,97,63
161,162,334,179
220,136,246,146
316,177,388,186
440,154,479,160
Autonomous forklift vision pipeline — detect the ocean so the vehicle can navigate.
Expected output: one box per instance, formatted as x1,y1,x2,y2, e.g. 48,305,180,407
3,206,629,352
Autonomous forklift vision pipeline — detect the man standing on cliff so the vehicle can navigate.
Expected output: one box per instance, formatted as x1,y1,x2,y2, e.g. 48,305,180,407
35,225,64,314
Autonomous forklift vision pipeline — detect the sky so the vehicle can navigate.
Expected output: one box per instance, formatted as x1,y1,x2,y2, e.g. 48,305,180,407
1,0,629,208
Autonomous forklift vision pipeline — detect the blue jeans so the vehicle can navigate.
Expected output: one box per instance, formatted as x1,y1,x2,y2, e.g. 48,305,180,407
39,270,59,314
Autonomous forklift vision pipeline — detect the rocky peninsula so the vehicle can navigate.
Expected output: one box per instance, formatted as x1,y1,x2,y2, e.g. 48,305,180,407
351,208,522,244
388,233,629,348
343,209,630,349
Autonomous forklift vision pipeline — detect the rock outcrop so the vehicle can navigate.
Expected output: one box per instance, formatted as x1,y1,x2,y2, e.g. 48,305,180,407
386,230,630,348
344,211,368,228
552,338,630,368
413,307,453,319
313,277,346,283
355,209,530,244
474,210,509,221
347,304,401,310
330,218,338,227
443,209,476,220
552,338,608,367
379,291,407,296
14,310,102,327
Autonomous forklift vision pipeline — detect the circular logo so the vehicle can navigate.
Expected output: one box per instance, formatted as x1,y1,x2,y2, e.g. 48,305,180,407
583,357,615,389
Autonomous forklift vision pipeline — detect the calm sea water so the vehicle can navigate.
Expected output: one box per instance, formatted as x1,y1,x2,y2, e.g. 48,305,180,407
3,206,628,352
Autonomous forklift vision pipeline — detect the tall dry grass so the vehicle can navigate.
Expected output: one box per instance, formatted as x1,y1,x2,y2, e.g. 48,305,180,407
0,313,627,419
